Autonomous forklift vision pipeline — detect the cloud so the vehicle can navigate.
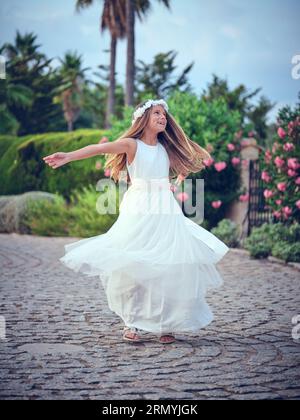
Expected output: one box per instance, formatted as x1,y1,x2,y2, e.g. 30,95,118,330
168,16,187,27
11,9,71,22
79,24,99,37
220,24,241,40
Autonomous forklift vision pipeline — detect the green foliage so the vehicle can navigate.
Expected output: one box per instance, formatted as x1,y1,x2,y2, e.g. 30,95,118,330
271,242,300,263
0,130,108,198
0,31,66,135
168,91,243,228
24,185,119,237
211,218,241,248
135,51,194,99
244,222,300,262
201,74,275,142
244,223,274,258
23,193,71,236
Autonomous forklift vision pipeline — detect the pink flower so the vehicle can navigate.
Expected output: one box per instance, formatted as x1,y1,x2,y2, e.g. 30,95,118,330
264,189,274,199
273,210,281,219
287,158,299,170
203,158,214,167
170,184,178,193
95,161,102,170
274,156,285,168
283,143,295,152
277,182,287,192
296,200,300,210
261,171,272,182
211,200,222,209
231,157,241,166
239,194,249,202
214,162,227,172
176,192,189,202
104,168,111,177
265,149,272,164
275,199,282,205
282,206,292,218
248,131,255,137
296,177,300,185
227,143,235,151
288,121,295,135
288,169,297,177
277,127,286,139
242,159,249,168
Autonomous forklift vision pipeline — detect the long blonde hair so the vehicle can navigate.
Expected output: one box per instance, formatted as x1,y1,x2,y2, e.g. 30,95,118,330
104,99,211,183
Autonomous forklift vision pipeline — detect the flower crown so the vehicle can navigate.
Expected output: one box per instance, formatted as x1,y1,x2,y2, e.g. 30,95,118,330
132,99,169,126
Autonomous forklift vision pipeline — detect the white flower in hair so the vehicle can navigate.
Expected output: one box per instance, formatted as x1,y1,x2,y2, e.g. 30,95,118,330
132,99,169,126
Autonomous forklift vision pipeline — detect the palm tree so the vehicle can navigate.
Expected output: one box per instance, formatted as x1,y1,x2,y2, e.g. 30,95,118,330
55,51,90,131
0,31,57,135
76,0,127,129
76,0,172,125
0,81,33,134
125,0,171,106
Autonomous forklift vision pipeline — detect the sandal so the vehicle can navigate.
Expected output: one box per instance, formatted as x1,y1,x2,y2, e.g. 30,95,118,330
159,334,176,344
123,326,141,342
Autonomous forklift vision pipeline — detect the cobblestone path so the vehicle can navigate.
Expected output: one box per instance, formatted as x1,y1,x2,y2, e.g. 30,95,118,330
0,233,299,400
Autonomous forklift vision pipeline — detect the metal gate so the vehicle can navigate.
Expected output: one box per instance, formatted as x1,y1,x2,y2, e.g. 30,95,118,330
248,160,273,235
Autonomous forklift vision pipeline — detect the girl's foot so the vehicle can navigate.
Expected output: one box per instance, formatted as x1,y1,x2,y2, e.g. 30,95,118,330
159,334,176,344
123,326,141,342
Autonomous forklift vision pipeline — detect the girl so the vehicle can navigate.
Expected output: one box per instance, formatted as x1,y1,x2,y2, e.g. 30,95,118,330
43,98,229,344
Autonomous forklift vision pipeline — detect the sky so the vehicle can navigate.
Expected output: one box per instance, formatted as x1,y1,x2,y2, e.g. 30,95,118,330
1,0,299,123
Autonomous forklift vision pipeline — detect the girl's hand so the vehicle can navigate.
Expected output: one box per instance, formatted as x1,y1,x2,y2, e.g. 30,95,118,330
174,174,186,186
43,152,71,169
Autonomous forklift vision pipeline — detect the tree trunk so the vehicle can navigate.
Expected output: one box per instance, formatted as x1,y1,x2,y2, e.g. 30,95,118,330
125,0,135,107
105,35,117,129
68,120,73,132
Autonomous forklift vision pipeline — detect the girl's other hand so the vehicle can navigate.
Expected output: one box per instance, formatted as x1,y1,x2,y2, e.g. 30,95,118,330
43,152,71,169
174,174,186,186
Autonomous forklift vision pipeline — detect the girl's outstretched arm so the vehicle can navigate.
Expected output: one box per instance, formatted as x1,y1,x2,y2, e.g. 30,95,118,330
43,138,130,169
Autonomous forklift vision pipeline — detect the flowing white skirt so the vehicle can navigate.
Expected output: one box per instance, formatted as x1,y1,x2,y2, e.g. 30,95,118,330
59,178,229,334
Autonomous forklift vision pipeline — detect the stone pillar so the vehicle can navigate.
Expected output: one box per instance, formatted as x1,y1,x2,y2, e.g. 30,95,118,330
225,138,261,243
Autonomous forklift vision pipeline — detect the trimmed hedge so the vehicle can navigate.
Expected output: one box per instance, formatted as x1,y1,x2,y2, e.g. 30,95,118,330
0,129,109,199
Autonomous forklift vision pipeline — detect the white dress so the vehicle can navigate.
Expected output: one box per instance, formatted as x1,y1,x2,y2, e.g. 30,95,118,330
59,139,229,334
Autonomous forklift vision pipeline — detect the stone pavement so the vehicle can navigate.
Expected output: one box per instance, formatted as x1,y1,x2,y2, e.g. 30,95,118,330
0,233,299,400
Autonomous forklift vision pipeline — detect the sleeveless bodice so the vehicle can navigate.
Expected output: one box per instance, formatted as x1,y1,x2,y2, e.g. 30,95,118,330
126,139,170,181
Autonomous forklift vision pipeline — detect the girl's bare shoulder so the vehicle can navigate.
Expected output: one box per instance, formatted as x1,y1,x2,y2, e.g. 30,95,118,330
121,138,138,164
122,137,138,151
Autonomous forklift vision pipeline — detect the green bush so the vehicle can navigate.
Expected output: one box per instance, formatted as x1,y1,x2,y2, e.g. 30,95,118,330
23,193,72,236
244,223,273,258
211,218,240,248
23,184,119,237
272,241,300,263
244,222,300,262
